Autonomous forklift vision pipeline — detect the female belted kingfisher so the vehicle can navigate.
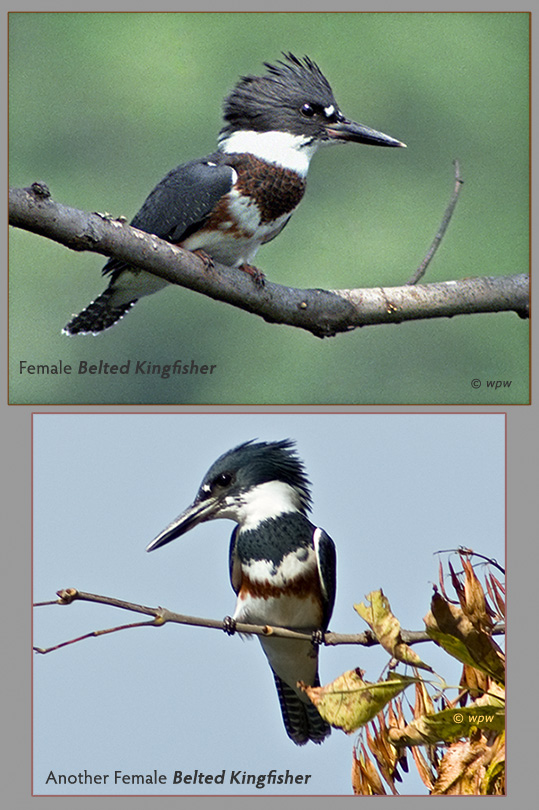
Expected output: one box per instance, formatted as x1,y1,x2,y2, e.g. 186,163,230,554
146,439,337,745
64,53,405,334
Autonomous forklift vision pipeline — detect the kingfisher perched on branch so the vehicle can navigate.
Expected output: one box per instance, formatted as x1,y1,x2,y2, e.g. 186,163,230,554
146,439,337,745
64,53,405,335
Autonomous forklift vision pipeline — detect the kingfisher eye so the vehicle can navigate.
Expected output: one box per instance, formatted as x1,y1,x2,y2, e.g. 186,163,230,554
300,103,315,117
213,472,232,489
199,471,233,500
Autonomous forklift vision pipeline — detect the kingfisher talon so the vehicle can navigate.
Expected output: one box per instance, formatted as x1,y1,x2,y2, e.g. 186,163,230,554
311,629,324,646
192,248,215,269
63,53,404,334
239,263,266,287
146,440,337,745
223,616,237,636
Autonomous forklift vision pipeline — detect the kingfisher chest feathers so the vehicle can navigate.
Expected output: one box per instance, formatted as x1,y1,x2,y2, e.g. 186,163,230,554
180,152,307,267
231,511,326,630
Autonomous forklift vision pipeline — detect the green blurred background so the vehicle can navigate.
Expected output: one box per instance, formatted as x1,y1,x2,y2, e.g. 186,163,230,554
9,12,529,404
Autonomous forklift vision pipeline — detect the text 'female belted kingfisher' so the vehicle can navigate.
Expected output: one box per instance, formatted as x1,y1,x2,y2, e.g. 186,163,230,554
146,439,337,745
64,53,405,335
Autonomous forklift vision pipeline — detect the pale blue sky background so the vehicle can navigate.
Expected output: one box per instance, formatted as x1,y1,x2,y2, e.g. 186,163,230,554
33,413,505,795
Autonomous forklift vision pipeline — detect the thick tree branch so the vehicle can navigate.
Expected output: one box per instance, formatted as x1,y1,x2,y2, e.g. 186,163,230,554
33,587,505,655
10,183,529,337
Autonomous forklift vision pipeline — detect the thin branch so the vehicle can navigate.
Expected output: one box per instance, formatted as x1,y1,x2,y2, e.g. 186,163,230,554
33,587,505,655
407,159,464,285
33,619,159,654
434,547,505,575
9,183,529,337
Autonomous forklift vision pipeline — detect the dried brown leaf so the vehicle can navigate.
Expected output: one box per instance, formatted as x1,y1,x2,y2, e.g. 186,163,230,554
414,678,435,719
411,744,435,790
366,723,398,794
482,731,505,795
352,747,386,795
438,559,451,601
460,663,490,700
351,749,366,795
387,698,401,732
425,590,505,684
431,729,504,795
360,745,387,795
448,559,465,606
486,573,506,619
461,556,493,630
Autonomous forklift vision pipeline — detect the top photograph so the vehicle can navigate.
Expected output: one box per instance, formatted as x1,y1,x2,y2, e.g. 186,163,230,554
8,11,529,405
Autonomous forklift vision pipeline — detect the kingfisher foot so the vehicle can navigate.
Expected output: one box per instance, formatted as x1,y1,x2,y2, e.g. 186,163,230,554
223,616,237,636
192,248,215,269
239,263,266,287
311,629,324,646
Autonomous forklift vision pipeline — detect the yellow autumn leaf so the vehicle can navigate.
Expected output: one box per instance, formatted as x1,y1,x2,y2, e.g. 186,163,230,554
355,589,433,671
388,704,505,747
301,669,416,733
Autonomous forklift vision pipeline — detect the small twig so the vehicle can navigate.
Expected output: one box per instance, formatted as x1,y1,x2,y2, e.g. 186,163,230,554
33,619,159,654
32,587,505,654
435,547,505,575
407,160,464,285
33,598,61,607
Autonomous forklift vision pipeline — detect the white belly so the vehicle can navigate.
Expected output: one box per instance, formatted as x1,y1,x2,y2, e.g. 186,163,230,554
181,189,292,267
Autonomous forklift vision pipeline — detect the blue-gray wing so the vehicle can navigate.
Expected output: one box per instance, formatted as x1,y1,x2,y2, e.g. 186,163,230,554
103,156,234,277
313,527,337,630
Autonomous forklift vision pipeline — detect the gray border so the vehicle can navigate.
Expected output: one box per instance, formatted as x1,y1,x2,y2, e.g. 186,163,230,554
3,2,535,807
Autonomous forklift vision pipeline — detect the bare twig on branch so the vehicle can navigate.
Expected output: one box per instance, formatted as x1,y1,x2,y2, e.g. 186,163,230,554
435,547,505,575
33,587,505,655
9,183,529,338
407,159,464,285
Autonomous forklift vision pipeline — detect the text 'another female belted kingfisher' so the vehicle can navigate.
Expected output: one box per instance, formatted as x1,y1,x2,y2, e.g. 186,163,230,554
146,439,337,745
64,53,405,335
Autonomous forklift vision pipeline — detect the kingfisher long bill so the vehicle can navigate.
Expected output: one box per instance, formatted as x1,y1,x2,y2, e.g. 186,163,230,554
146,439,337,745
64,53,405,335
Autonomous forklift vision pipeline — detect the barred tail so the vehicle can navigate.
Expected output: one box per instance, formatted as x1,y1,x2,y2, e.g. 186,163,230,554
63,289,137,335
273,673,331,745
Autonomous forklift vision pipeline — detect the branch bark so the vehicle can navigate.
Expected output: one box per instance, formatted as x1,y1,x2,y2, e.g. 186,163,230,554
33,587,505,655
10,183,529,338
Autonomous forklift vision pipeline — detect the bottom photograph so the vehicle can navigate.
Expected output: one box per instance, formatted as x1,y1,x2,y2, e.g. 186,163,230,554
33,413,506,796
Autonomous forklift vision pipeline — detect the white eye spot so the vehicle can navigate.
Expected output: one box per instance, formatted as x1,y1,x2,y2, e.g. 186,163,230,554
324,105,335,118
